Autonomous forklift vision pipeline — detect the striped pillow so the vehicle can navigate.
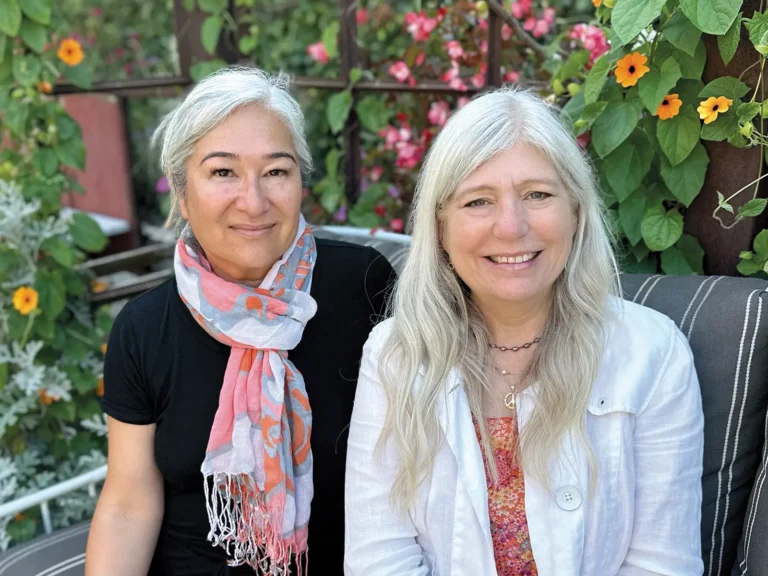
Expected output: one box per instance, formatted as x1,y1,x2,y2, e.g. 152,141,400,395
622,274,768,576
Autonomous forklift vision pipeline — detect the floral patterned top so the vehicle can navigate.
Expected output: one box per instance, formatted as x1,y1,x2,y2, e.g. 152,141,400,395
474,416,538,576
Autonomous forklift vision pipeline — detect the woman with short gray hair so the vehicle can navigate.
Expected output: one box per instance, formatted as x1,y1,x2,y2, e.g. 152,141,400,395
86,67,394,575
345,89,704,575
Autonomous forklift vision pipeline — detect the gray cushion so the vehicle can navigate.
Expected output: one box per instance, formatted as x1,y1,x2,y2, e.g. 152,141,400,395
621,274,768,576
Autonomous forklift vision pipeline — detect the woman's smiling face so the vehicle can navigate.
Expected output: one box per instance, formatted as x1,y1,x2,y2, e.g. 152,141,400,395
440,143,578,309
180,104,303,284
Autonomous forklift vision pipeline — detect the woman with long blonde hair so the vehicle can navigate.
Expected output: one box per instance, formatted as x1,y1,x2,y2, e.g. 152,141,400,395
344,89,704,575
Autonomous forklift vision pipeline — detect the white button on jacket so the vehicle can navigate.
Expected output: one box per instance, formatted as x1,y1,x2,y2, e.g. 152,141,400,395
344,298,705,576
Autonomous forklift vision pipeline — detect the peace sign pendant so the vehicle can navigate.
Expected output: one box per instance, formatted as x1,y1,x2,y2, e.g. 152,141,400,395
504,391,516,410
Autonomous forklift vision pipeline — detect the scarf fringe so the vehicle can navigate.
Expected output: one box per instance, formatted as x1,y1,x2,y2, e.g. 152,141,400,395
204,473,306,575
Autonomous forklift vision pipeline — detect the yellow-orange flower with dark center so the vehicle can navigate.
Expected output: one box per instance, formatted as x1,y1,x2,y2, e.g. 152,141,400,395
697,96,733,124
13,286,38,315
615,52,650,88
38,81,53,94
96,378,104,397
592,0,602,6
39,389,59,405
655,94,682,120
57,38,84,67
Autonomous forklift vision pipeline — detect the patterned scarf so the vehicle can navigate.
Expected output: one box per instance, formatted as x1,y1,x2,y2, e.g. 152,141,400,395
174,216,317,574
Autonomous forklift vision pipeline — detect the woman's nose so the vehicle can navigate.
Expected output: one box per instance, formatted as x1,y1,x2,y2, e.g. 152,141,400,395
239,175,270,216
494,198,529,239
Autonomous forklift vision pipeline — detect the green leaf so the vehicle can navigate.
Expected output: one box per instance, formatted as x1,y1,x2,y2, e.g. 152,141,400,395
719,12,742,65
624,253,659,274
4,98,28,136
747,11,768,54
656,105,700,165
55,114,80,141
55,140,86,171
350,67,363,84
35,269,66,318
738,198,768,218
577,101,608,132
699,76,751,100
618,188,647,245
676,234,705,274
603,132,653,201
641,205,684,251
560,90,585,126
19,18,46,53
0,32,6,62
12,54,41,87
34,148,59,176
738,101,761,121
701,110,740,141
556,49,590,81
322,21,340,60
638,57,682,113
69,212,107,253
62,63,93,90
319,181,343,213
189,59,226,83
660,141,709,206
326,90,353,134
0,0,21,36
657,39,705,80
0,52,10,82
357,95,390,133
41,237,73,268
324,148,339,180
197,0,226,13
33,311,54,339
755,229,768,259
201,15,222,55
611,0,666,45
583,56,611,105
19,0,50,25
661,245,695,274
679,0,742,35
663,10,702,57
591,101,638,157
738,256,765,276
718,190,735,213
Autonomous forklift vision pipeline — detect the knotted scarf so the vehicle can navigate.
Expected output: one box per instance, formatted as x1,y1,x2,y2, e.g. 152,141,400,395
174,215,317,573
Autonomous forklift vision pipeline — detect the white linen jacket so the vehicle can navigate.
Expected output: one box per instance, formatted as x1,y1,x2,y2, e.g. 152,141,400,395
344,298,705,576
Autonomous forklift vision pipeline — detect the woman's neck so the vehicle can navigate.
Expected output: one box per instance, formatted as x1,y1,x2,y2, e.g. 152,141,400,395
473,293,552,347
209,262,265,288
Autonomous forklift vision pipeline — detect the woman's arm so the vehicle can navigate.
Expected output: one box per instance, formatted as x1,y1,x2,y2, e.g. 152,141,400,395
619,324,705,576
344,325,429,576
85,417,164,576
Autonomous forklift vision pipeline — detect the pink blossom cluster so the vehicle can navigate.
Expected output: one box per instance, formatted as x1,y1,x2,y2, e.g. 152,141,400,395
512,0,555,38
568,24,609,64
428,101,451,127
306,42,329,64
389,61,417,86
378,122,426,169
405,10,439,42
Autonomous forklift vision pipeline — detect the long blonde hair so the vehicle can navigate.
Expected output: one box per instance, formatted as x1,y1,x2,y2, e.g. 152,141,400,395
378,88,619,511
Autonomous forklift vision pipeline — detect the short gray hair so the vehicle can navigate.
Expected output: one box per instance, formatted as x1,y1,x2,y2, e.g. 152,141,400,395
378,88,619,510
152,66,313,229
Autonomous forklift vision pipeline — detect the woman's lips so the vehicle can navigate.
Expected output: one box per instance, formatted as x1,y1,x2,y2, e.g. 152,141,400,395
229,223,276,238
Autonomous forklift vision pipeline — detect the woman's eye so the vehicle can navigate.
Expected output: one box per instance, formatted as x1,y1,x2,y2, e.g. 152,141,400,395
528,191,550,200
466,198,489,208
266,168,288,177
211,168,232,178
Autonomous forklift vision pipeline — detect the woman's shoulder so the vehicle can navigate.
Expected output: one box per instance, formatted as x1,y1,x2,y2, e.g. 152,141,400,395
113,277,176,329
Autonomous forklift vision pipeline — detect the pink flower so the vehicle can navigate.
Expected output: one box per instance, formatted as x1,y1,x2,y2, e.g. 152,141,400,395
576,132,591,149
428,101,451,126
395,142,424,169
307,42,329,64
389,61,411,83
334,205,348,222
471,73,486,88
523,17,536,31
478,18,489,31
90,7,102,17
405,11,438,42
532,19,550,38
543,7,556,24
398,125,412,142
501,24,513,41
370,166,384,182
446,40,464,60
504,70,521,83
375,205,387,217
480,39,488,54
379,126,401,150
457,97,471,108
390,218,405,233
356,9,369,25
511,0,532,18
569,24,609,64
123,63,133,75
441,61,460,83
114,47,125,58
415,51,426,66
449,78,468,91
155,176,170,193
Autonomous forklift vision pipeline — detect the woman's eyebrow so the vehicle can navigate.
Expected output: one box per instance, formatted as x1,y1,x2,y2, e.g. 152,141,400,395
199,151,297,165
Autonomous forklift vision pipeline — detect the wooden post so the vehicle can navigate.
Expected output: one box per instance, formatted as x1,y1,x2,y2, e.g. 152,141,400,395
486,8,503,88
339,0,362,203
684,0,768,275
172,0,239,78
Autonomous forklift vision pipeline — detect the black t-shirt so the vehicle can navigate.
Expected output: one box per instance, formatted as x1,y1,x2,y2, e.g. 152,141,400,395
101,238,395,575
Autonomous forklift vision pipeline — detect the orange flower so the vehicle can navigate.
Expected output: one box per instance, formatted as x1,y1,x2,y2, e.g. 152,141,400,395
96,378,104,397
614,52,650,88
101,342,108,355
57,38,84,67
12,286,38,315
593,0,602,5
655,94,683,120
697,96,733,124
91,279,107,293
38,81,53,94
39,389,59,405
